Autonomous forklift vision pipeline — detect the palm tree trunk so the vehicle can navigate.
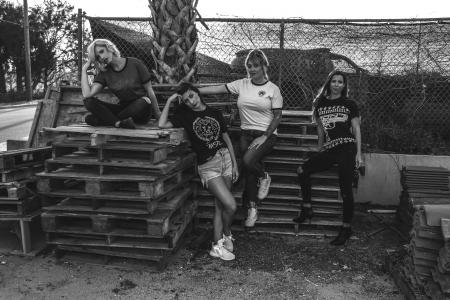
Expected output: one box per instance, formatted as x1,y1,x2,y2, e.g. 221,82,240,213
148,0,199,84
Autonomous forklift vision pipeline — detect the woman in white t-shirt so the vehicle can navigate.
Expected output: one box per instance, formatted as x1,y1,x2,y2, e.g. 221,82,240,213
199,49,283,228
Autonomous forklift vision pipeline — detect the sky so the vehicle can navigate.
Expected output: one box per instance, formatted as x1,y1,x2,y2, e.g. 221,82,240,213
21,0,450,19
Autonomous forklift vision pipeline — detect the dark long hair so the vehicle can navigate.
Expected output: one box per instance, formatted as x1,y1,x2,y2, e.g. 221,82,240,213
312,70,349,121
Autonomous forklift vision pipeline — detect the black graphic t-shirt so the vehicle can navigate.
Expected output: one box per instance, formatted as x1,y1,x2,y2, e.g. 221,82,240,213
315,96,360,150
170,105,227,164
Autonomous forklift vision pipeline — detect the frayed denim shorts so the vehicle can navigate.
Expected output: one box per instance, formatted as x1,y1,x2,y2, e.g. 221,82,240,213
197,148,232,188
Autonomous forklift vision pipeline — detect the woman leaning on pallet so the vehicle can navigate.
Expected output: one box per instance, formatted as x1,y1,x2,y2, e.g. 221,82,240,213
159,83,239,261
198,49,283,228
293,69,363,246
81,39,161,129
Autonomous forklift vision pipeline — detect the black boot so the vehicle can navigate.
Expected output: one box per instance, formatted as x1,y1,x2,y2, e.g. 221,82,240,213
119,117,136,129
293,206,313,223
330,226,352,246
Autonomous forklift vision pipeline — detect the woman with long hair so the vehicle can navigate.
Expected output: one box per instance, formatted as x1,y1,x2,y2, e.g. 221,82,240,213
294,70,362,246
198,49,283,228
159,83,239,261
81,39,161,129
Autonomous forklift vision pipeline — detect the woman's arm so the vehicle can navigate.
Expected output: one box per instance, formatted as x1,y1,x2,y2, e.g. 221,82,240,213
198,85,228,95
316,119,325,150
222,132,239,182
158,94,179,128
81,61,103,98
248,109,282,149
143,81,161,119
351,117,363,167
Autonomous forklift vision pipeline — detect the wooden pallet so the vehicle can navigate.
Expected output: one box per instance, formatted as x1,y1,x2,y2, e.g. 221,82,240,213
37,165,195,199
41,188,195,236
46,151,196,176
0,179,36,200
0,195,41,217
0,147,52,171
1,164,45,183
45,199,196,250
0,210,44,254
51,139,190,164
41,125,187,146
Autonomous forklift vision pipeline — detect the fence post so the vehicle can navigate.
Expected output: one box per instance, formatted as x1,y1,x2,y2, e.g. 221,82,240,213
77,8,83,83
23,0,32,101
278,21,285,93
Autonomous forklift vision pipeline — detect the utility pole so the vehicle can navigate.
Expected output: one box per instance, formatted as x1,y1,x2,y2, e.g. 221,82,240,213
23,0,32,101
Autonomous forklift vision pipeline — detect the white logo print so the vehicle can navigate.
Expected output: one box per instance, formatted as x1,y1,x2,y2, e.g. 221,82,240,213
321,113,348,130
193,116,220,146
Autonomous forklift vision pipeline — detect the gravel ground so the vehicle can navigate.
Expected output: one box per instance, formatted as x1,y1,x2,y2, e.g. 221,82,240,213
0,207,408,300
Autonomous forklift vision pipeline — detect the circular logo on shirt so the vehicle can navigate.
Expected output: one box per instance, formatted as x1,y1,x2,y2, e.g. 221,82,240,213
258,90,266,97
193,116,220,142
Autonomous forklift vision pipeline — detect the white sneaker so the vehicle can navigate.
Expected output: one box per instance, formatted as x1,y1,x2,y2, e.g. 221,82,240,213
257,172,271,200
209,239,235,261
244,207,258,227
222,233,234,253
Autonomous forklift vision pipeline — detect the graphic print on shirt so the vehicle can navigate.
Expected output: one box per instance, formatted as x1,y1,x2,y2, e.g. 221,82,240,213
318,105,355,149
193,116,222,149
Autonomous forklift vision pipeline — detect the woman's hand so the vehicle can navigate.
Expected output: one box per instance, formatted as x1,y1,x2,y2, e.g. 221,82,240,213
167,93,181,103
355,152,363,168
232,164,239,183
248,135,267,149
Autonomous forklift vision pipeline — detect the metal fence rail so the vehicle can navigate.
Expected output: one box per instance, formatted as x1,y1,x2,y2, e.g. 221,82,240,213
82,16,450,154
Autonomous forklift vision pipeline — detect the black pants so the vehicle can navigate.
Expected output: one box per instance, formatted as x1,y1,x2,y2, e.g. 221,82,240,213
240,130,277,208
298,143,356,223
83,97,151,126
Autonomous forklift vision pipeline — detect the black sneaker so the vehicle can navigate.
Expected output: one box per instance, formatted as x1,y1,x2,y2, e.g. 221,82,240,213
330,226,352,246
119,117,136,129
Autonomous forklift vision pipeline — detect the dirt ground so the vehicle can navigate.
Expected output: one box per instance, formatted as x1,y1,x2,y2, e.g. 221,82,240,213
0,208,408,300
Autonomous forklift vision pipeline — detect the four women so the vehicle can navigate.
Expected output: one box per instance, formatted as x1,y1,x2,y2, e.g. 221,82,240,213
82,40,363,257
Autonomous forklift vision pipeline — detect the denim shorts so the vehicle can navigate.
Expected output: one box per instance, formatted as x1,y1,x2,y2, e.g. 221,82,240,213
197,148,232,188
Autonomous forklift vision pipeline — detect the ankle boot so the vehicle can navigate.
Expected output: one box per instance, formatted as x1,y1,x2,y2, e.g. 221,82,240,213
330,226,353,245
293,206,313,223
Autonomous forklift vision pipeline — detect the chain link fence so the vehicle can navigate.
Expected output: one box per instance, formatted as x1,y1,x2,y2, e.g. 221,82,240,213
82,16,450,154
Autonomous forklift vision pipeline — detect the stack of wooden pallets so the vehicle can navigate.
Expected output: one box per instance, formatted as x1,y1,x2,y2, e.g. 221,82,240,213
36,124,197,268
399,205,450,299
195,111,343,237
397,166,450,232
0,147,52,254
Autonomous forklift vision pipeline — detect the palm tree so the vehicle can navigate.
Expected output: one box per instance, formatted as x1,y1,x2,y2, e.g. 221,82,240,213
148,0,203,84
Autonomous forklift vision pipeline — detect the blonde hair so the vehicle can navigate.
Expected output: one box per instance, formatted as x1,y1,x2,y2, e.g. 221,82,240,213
244,49,270,80
86,39,121,72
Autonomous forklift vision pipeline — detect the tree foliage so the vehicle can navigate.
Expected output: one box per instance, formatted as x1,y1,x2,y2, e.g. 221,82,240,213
0,0,78,94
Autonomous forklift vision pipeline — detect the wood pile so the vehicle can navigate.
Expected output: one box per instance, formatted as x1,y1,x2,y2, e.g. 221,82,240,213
36,124,197,269
401,206,450,299
0,147,52,254
397,166,450,232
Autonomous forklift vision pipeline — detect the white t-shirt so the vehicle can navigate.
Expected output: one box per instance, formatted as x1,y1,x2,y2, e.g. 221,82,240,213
226,78,283,133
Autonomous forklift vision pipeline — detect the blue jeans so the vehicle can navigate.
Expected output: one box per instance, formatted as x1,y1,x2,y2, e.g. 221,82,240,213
240,130,276,208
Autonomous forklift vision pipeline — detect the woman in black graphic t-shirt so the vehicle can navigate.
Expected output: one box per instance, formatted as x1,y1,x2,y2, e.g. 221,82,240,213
158,83,238,261
294,70,363,246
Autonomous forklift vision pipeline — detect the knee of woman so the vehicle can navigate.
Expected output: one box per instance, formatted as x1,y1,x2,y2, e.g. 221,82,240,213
83,97,96,109
227,202,237,214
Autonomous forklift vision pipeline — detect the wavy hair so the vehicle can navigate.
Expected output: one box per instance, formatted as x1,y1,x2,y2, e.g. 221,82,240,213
86,39,121,72
244,49,270,80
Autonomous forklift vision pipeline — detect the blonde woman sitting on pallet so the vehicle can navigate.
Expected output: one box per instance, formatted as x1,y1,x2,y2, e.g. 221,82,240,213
81,39,161,129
